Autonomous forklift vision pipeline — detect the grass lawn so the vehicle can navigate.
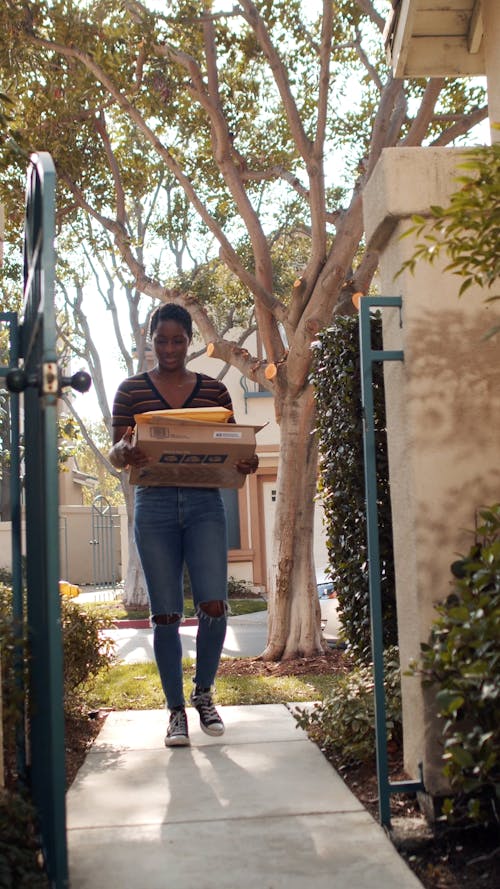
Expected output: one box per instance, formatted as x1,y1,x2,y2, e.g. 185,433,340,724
85,656,336,711
80,598,267,621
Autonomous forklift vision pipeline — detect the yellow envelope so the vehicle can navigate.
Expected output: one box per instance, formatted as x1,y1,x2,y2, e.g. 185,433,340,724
134,407,233,424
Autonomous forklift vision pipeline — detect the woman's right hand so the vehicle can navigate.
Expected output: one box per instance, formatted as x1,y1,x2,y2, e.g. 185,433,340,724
110,426,150,470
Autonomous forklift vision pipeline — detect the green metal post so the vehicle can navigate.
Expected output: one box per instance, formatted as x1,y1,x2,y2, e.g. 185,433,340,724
21,153,68,888
359,296,425,829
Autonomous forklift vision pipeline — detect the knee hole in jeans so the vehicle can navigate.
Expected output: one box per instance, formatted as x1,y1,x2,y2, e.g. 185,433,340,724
198,600,227,619
153,613,182,625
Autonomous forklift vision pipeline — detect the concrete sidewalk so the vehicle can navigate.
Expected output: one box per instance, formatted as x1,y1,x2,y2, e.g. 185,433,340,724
66,704,424,889
104,609,278,663
103,608,342,665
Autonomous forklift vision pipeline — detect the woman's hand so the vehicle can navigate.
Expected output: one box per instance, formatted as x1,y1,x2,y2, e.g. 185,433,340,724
109,427,150,470
236,454,259,475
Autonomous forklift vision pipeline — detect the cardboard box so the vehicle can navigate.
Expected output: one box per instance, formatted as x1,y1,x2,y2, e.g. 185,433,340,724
129,414,263,488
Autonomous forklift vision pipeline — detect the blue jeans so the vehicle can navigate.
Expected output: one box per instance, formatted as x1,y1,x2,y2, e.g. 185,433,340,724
134,486,228,710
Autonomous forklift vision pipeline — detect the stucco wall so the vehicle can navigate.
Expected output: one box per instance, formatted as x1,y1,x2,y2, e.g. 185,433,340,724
0,506,122,587
59,505,121,586
364,147,500,795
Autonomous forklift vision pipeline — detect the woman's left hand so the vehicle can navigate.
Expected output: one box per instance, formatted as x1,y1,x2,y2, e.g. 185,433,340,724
236,454,259,475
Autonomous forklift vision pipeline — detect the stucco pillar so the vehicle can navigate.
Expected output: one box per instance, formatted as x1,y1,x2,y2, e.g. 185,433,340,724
363,147,500,796
484,0,500,142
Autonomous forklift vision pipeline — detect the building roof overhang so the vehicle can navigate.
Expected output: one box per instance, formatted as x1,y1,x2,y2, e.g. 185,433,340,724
384,0,485,78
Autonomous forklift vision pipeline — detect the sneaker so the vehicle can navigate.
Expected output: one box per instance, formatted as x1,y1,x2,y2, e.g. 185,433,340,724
165,708,190,747
190,687,225,736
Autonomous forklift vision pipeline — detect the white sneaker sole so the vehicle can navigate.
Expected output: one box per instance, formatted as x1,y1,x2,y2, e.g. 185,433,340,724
164,735,190,747
199,722,225,737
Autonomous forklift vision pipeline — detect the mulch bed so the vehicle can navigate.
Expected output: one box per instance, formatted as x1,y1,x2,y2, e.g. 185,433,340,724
217,646,351,677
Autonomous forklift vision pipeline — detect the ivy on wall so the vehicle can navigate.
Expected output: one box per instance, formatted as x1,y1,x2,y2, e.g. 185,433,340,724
310,313,398,662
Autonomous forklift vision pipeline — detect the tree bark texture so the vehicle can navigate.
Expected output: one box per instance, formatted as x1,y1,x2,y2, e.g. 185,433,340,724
121,482,148,608
262,385,325,660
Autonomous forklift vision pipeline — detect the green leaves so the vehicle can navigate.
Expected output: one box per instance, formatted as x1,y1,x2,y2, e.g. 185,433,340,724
294,646,402,766
435,689,465,716
411,503,500,824
310,314,397,663
397,144,500,306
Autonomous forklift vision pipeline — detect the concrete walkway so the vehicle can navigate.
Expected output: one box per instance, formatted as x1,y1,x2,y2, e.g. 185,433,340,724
104,609,283,663
66,704,424,889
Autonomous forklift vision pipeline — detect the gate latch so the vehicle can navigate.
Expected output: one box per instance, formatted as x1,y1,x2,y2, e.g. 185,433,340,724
42,362,58,395
6,365,91,396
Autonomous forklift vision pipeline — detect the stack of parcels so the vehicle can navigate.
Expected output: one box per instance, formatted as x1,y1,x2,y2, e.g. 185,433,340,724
129,407,263,489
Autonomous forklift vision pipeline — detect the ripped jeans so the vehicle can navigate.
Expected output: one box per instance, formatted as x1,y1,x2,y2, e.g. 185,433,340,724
134,486,228,710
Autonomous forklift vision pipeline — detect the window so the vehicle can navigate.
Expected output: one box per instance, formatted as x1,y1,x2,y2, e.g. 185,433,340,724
221,488,241,549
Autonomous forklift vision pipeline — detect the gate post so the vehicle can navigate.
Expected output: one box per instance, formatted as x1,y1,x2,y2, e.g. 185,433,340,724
22,152,68,888
5,152,90,888
358,297,424,829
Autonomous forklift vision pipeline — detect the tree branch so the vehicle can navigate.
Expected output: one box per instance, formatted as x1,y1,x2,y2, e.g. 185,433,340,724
156,18,286,361
238,1,331,322
237,0,313,161
431,106,489,146
365,74,407,176
61,392,118,477
401,78,446,146
63,279,114,425
27,31,285,320
305,0,331,259
205,337,274,392
355,0,386,33
93,110,127,224
355,26,384,92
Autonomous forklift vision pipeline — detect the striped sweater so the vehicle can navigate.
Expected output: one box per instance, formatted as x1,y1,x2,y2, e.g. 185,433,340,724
111,372,235,428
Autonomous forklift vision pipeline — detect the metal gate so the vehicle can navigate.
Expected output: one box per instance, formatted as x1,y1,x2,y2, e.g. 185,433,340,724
3,152,90,887
91,494,117,588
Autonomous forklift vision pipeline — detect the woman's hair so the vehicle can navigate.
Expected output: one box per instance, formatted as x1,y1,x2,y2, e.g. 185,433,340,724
149,304,193,340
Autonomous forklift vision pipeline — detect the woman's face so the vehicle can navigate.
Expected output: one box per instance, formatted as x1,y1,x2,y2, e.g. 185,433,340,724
152,319,190,373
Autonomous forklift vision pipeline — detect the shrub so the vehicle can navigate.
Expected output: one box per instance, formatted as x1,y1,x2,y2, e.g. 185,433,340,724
310,314,397,662
0,788,50,888
227,576,259,597
60,598,116,711
294,646,402,765
0,583,116,770
412,504,500,824
0,582,115,885
0,583,26,780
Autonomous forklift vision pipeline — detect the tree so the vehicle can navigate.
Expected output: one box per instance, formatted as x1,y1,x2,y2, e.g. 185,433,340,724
71,419,122,506
0,0,487,658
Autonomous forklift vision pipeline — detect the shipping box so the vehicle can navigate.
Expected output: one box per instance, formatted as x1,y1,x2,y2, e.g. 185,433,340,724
129,413,263,488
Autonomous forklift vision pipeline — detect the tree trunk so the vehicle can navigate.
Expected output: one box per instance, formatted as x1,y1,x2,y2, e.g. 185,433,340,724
262,384,325,660
121,482,149,607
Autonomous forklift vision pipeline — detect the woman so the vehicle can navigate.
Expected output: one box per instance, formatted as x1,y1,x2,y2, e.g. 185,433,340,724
109,303,258,746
